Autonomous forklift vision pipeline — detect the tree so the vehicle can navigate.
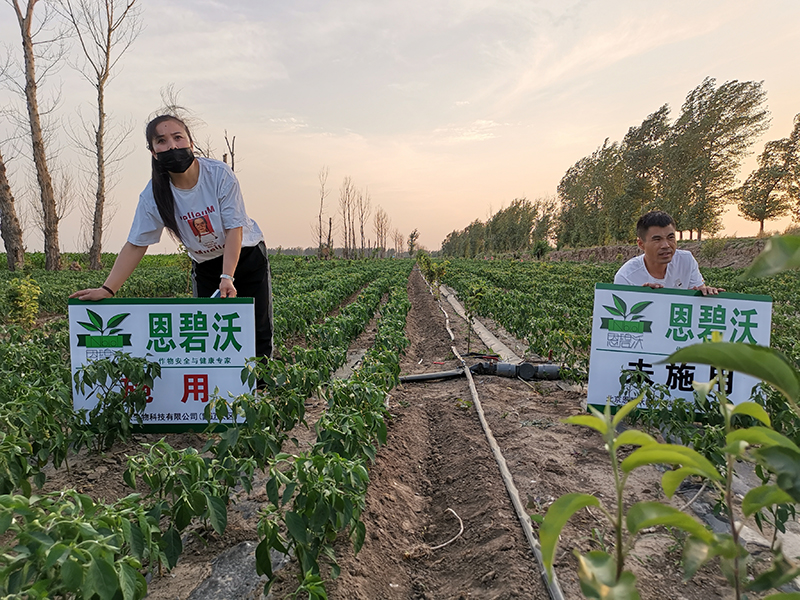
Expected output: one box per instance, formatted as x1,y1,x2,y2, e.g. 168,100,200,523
373,205,390,258
531,196,558,244
58,0,141,269
0,147,25,270
440,196,557,258
407,228,419,256
325,216,334,259
314,166,329,258
392,229,404,257
619,104,671,237
663,77,770,239
487,199,532,252
223,129,235,170
555,141,624,248
338,176,356,258
736,114,800,234
356,188,371,258
9,0,63,269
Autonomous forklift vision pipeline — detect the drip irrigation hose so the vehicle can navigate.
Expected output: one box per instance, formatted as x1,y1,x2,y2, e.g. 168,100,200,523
400,369,466,382
452,346,566,600
422,269,565,598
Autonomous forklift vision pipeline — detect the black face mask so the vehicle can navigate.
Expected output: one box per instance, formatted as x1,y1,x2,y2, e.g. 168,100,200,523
155,147,195,173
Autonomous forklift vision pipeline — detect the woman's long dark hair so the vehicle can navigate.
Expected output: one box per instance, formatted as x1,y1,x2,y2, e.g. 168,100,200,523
145,115,194,241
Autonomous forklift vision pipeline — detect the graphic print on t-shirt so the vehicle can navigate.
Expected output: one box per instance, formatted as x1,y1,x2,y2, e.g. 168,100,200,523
188,215,219,249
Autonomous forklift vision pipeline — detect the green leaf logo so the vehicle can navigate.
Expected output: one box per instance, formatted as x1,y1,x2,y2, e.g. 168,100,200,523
601,294,653,334
77,311,130,335
77,311,132,348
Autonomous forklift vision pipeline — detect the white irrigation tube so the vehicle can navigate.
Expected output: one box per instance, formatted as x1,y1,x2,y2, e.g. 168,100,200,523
429,508,465,551
420,269,565,599
452,345,566,600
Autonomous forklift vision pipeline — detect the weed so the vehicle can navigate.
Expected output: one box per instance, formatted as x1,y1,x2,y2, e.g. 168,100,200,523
455,398,473,410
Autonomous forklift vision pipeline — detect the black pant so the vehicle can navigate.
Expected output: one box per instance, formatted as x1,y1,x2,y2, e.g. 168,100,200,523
191,241,274,358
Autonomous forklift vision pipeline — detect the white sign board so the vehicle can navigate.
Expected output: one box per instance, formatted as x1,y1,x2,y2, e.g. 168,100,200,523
588,284,772,408
69,298,255,430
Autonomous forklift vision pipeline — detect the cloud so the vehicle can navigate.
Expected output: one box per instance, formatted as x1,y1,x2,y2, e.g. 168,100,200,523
129,0,288,91
265,116,310,134
444,1,738,117
431,119,505,143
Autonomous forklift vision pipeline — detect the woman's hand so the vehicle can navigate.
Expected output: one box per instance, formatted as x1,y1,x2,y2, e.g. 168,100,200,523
70,287,114,301
219,278,237,298
68,243,147,302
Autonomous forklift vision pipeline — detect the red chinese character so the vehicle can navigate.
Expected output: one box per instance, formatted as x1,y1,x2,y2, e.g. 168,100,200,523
121,377,154,403
181,374,210,403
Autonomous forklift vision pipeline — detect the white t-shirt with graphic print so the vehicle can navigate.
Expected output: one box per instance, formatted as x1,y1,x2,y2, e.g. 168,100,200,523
614,249,704,289
128,158,264,263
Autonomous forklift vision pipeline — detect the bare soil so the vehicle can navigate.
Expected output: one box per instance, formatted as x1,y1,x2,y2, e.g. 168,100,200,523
40,267,777,599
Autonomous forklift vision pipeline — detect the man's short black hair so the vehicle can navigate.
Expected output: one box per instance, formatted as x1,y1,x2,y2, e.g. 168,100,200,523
637,211,676,240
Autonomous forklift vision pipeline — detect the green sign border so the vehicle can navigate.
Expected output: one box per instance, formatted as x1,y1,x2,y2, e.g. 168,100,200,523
132,423,235,433
596,283,772,303
69,298,254,306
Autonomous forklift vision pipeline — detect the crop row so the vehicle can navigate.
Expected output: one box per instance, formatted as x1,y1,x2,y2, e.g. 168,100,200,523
0,259,413,599
440,259,800,381
0,255,390,321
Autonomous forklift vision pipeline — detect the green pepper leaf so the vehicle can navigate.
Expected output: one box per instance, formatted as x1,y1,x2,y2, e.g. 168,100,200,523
661,467,706,499
285,511,309,546
683,536,713,580
161,526,183,569
118,562,140,600
204,493,228,535
612,395,645,429
86,556,120,600
61,557,84,592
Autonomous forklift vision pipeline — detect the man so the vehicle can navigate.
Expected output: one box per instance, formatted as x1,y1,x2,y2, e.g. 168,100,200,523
614,211,724,296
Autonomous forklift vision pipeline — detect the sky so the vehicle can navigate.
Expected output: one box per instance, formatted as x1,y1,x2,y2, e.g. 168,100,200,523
1,0,799,254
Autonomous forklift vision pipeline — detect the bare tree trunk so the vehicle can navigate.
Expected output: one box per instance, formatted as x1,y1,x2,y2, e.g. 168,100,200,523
89,85,107,269
373,206,389,258
339,176,356,259
357,188,371,258
14,0,60,270
326,216,333,259
392,229,404,257
0,149,25,270
316,166,328,258
224,130,235,171
349,200,356,259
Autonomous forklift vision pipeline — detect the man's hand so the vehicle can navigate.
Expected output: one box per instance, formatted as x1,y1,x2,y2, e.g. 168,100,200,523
642,282,664,289
691,284,725,296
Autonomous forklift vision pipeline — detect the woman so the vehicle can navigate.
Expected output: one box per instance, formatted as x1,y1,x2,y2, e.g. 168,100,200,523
71,114,274,359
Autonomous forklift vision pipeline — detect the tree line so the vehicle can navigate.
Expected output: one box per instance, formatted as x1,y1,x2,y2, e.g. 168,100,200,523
557,77,799,247
440,77,799,256
440,196,556,258
312,166,416,259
